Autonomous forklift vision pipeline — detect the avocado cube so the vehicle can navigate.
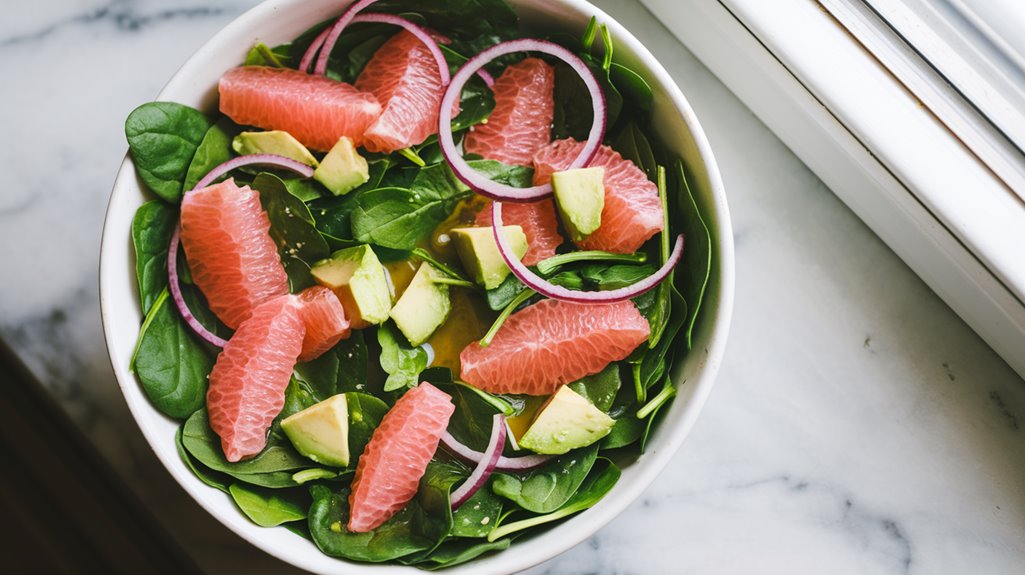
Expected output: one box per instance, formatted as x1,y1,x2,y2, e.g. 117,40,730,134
281,394,349,467
232,130,318,166
389,263,451,347
451,226,527,289
551,167,605,241
311,245,391,329
314,136,370,196
518,385,615,455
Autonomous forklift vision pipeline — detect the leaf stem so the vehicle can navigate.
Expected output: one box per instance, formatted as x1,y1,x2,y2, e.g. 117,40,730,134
535,250,647,276
581,16,598,51
412,248,470,282
256,43,286,68
600,23,614,71
636,379,676,419
398,147,426,167
632,361,645,405
431,276,477,288
479,288,535,347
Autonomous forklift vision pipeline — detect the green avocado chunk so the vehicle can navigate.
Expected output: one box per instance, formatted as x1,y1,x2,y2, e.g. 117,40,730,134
314,136,370,196
551,167,605,241
519,385,615,455
389,263,451,347
232,130,318,166
451,225,527,289
281,394,350,467
311,245,391,329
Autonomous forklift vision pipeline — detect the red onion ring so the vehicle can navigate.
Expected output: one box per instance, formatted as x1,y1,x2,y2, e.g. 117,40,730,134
441,431,552,472
310,0,380,76
492,202,685,303
190,154,314,192
167,226,229,348
439,38,606,202
349,13,450,84
168,154,314,347
450,414,506,509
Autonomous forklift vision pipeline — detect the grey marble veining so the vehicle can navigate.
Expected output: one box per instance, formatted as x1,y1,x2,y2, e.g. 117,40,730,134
2,0,1024,573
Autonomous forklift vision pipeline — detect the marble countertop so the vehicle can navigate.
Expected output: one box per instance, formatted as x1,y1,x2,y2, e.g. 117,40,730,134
3,0,1023,573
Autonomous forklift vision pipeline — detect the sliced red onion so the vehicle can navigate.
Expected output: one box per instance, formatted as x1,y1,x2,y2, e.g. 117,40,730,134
167,226,229,348
298,25,332,74
492,202,685,303
349,13,450,84
441,430,552,472
450,414,506,509
190,154,314,192
439,39,606,202
310,0,380,76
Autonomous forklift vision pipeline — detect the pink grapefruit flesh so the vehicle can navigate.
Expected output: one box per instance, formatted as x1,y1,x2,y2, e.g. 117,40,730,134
180,179,289,329
475,199,563,266
463,57,555,166
207,295,304,462
296,286,350,363
347,382,455,532
219,66,382,151
460,299,650,395
533,139,664,253
355,31,447,153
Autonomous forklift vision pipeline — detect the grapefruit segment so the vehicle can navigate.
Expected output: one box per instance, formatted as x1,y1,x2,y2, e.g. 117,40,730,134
180,179,289,329
347,382,455,532
207,295,304,462
460,299,650,395
296,286,350,362
219,66,382,151
355,31,447,153
533,139,664,253
463,57,555,166
475,199,563,266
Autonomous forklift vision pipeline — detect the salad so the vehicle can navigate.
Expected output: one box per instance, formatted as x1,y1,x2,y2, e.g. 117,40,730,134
124,0,711,569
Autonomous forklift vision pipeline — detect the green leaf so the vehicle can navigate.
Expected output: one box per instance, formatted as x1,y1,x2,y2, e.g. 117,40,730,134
450,480,503,538
612,122,657,181
244,42,290,67
675,160,712,348
176,426,231,493
229,483,308,527
485,273,529,311
435,380,503,451
131,201,176,315
491,444,599,513
378,323,429,392
609,63,653,113
344,392,390,465
253,172,331,292
417,538,511,570
125,102,211,203
568,364,621,412
131,288,212,419
487,458,620,541
335,331,370,393
184,122,233,192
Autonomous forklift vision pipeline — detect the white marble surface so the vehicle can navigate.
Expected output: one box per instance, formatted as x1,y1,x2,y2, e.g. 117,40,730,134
2,0,1024,573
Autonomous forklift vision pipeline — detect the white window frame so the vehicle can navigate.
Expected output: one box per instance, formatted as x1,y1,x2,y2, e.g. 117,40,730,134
641,0,1025,378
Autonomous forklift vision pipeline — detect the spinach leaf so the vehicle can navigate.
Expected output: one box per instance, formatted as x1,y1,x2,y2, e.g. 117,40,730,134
369,0,517,45
612,122,657,181
637,285,687,391
450,479,503,538
579,263,658,290
485,272,528,311
609,63,653,114
131,201,176,315
294,351,341,403
244,42,290,67
417,538,511,570
491,444,599,513
675,160,712,348
378,322,429,392
184,121,233,192
487,458,620,541
131,288,212,419
308,460,459,562
640,379,677,452
601,415,645,450
344,392,390,465
229,483,309,527
436,380,503,451
336,331,370,393
125,102,211,203
182,409,315,487
452,75,496,132
568,364,621,412
176,426,231,493
253,172,331,292
282,176,324,203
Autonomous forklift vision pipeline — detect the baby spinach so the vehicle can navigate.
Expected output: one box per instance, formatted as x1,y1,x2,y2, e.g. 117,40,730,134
176,426,231,493
450,479,503,538
436,379,504,451
131,288,213,419
491,444,599,513
378,323,429,392
487,458,621,542
675,160,712,349
184,121,233,192
131,201,176,315
229,483,309,527
612,122,657,181
416,538,512,570
568,365,621,412
336,331,370,393
125,102,211,203
253,172,331,291
345,392,390,465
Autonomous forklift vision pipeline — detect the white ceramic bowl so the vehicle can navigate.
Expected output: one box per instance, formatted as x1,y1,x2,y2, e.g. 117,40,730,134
99,0,734,572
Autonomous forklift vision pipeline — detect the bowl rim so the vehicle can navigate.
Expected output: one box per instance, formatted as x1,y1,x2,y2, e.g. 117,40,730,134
99,0,735,572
